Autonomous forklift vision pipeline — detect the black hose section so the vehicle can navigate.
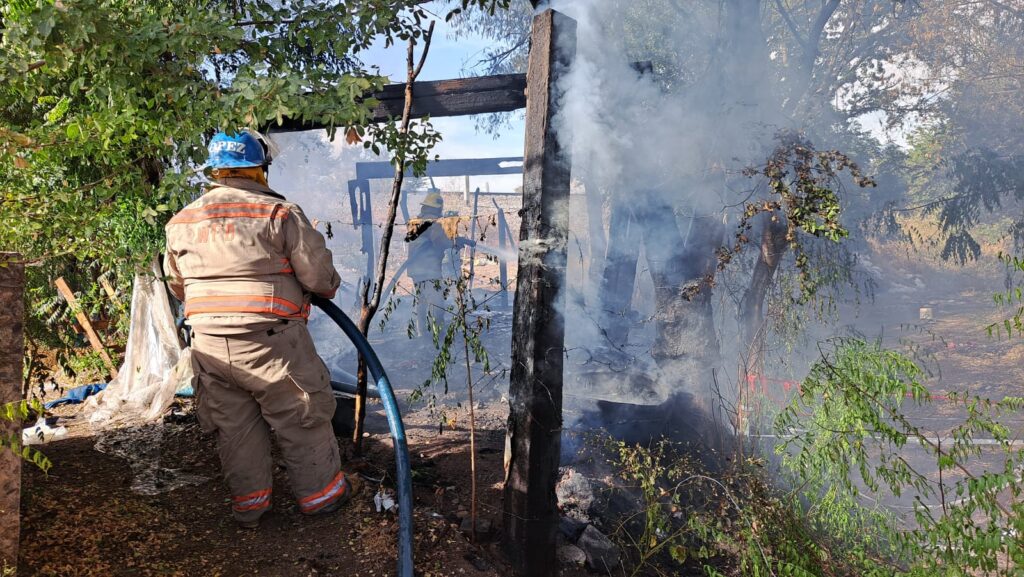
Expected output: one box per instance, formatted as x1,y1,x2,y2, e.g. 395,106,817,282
330,380,381,399
311,297,414,577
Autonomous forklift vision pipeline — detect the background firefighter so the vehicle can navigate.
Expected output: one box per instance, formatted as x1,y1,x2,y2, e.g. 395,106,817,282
163,130,353,529
404,192,475,344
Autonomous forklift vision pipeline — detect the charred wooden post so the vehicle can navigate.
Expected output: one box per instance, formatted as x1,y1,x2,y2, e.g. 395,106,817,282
0,254,24,573
503,9,576,577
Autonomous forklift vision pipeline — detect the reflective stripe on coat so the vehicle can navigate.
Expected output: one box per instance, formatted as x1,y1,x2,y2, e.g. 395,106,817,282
164,178,340,333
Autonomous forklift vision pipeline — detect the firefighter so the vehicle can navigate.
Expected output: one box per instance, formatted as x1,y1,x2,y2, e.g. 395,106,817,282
164,129,352,529
404,193,474,342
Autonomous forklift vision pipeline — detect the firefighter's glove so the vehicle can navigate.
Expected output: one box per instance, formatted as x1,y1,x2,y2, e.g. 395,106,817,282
405,220,433,242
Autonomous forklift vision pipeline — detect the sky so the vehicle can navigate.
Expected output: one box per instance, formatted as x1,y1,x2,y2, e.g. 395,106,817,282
346,2,527,193
305,1,915,197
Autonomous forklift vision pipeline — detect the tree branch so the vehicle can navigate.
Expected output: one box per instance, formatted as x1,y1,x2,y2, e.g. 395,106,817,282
805,0,841,67
771,0,809,52
984,0,1024,18
411,21,435,80
353,20,436,452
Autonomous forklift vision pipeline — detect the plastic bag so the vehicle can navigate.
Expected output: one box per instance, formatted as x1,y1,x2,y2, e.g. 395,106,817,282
85,259,184,427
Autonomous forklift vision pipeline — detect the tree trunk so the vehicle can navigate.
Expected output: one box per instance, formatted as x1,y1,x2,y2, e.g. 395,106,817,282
352,22,436,453
0,255,24,573
739,216,788,359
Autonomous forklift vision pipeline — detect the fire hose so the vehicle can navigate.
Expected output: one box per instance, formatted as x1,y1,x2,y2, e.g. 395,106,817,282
312,296,414,577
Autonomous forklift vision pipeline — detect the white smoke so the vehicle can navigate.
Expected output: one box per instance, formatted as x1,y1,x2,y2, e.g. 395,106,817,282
542,1,792,429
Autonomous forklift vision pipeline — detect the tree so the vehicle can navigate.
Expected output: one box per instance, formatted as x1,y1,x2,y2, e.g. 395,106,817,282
879,3,1024,263
0,0,504,384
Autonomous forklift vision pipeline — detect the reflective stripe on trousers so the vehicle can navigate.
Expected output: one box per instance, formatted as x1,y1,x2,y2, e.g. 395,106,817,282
298,471,347,513
233,488,272,513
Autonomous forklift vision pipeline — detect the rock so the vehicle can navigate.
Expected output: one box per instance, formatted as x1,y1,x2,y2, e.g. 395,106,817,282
556,544,587,566
558,515,588,542
463,552,491,572
577,525,620,573
459,516,492,539
555,467,594,522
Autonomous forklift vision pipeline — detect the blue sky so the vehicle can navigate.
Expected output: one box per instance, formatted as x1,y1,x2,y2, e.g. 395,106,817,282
357,2,527,192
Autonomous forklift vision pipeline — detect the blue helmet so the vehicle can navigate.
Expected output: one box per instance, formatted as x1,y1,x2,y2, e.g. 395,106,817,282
207,130,268,169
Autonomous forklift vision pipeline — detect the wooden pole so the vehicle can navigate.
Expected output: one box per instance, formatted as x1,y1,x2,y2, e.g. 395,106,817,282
502,10,576,577
493,199,510,309
1,254,24,573
54,277,118,379
467,187,480,292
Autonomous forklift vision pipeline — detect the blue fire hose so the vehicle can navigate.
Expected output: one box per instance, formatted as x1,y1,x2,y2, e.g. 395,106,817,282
312,296,414,577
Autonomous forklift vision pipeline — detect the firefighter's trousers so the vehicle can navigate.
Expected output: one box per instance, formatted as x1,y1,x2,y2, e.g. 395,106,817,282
191,321,347,524
414,279,447,344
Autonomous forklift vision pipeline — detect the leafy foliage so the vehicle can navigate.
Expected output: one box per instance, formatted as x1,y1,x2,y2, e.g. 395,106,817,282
779,338,1024,575
1,400,53,473
407,276,494,416
988,253,1024,339
721,130,877,302
875,4,1024,264
935,150,1024,263
605,435,889,577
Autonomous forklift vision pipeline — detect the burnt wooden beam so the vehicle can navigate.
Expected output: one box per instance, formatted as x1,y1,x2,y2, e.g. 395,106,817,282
0,254,24,573
271,74,527,132
270,62,651,134
502,9,576,577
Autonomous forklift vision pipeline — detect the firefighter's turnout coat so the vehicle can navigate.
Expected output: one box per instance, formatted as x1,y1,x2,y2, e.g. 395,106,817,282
164,177,349,523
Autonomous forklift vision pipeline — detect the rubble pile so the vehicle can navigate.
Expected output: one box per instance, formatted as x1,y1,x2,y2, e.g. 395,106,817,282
554,467,621,573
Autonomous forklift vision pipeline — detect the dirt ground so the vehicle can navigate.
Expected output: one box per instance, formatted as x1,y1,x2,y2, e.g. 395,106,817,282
19,394,590,577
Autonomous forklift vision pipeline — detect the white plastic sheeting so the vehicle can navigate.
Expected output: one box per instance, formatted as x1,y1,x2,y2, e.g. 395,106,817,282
85,260,193,427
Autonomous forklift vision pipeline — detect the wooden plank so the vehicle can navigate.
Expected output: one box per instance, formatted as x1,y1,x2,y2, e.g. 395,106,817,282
271,74,527,132
0,254,24,574
54,277,118,379
99,278,121,306
354,156,524,180
502,10,576,577
582,177,608,287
